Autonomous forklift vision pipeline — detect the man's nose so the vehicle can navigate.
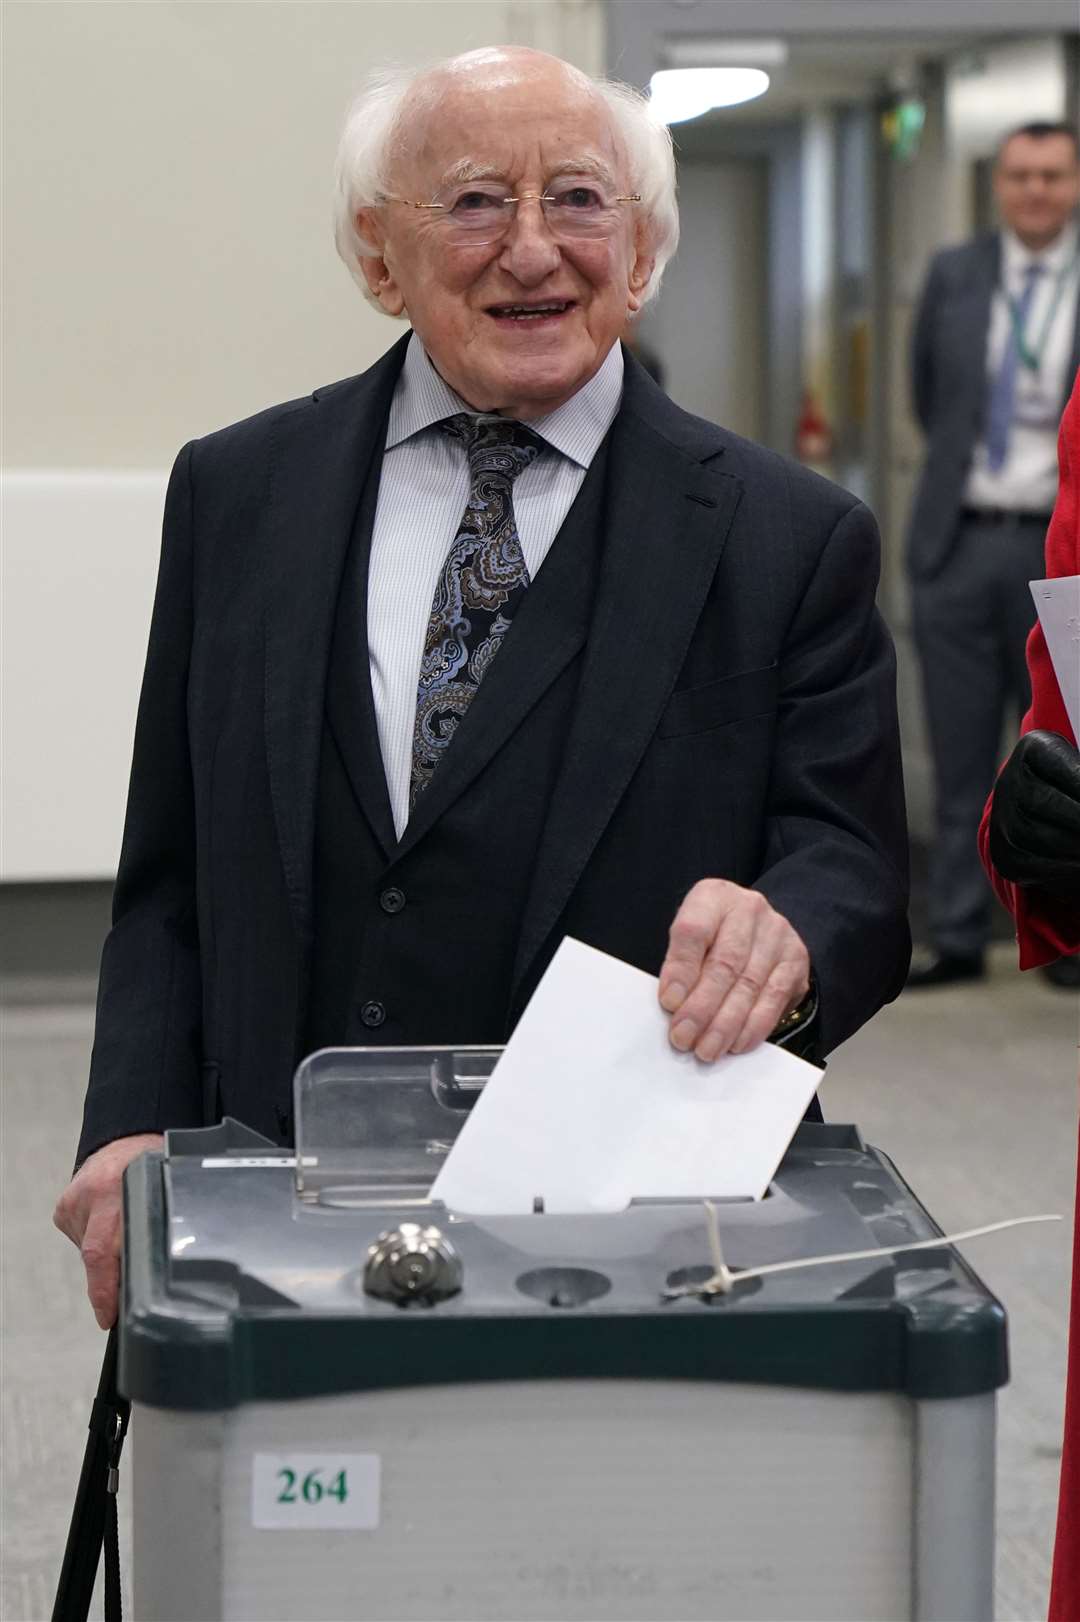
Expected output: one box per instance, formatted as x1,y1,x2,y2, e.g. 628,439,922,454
498,198,562,284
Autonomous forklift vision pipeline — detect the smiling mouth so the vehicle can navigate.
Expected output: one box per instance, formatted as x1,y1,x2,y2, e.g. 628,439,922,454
487,300,576,322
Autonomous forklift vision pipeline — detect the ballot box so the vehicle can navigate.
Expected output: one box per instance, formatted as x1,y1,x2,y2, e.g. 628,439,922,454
122,1047,1006,1622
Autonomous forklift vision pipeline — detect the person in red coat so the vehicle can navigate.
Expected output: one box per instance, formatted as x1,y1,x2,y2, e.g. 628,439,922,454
980,374,1080,1622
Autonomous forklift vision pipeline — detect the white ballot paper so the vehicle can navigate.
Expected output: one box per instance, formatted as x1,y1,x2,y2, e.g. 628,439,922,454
1030,575,1080,741
430,937,823,1215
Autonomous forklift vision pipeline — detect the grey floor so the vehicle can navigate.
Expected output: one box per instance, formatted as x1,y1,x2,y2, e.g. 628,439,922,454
2,946,1077,1622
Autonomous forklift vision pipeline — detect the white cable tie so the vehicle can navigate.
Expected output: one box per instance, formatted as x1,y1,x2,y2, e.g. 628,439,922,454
703,1199,734,1292
664,1211,1062,1300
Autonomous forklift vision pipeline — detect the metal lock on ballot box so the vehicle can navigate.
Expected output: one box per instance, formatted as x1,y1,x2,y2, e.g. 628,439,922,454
363,1222,462,1304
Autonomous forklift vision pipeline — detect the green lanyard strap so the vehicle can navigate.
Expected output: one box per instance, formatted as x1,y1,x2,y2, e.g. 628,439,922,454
1005,249,1080,373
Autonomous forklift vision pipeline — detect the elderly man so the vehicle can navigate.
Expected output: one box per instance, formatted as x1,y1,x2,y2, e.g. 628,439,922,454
55,47,909,1328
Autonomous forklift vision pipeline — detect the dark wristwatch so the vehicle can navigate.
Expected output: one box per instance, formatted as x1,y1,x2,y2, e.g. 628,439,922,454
769,975,820,1058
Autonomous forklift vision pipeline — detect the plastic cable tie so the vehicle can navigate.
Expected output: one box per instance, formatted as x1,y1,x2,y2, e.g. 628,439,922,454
663,1208,1062,1300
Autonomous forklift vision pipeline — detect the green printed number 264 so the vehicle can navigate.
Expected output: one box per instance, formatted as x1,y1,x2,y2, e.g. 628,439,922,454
276,1467,349,1505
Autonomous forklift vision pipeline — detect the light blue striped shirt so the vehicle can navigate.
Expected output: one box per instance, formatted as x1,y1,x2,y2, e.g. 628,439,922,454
368,333,624,836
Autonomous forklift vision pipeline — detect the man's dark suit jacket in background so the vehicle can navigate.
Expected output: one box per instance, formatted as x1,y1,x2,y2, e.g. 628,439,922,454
907,233,1080,582
78,338,910,1163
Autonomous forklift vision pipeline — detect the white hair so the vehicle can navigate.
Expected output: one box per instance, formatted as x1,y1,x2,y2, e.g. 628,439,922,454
332,54,679,318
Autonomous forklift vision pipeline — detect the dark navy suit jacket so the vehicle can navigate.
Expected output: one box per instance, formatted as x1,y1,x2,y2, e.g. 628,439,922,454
78,338,910,1162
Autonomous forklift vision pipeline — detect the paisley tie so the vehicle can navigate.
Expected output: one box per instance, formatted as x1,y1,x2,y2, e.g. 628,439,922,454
409,414,542,811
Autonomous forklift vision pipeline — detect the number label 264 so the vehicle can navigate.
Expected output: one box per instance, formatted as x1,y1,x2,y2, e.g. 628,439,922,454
276,1466,348,1505
252,1453,381,1530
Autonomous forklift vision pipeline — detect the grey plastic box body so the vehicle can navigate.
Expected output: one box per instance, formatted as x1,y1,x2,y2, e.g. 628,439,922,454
120,1047,1007,1622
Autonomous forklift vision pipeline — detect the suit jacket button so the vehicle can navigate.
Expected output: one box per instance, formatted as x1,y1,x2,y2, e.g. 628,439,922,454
379,887,406,915
360,1000,387,1029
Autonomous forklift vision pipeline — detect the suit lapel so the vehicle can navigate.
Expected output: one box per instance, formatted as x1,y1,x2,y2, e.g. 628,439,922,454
968,236,1000,408
324,450,397,857
510,371,742,1003
263,336,407,948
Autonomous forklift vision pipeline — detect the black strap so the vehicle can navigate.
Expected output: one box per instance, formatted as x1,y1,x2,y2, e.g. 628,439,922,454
103,1489,122,1622
52,1328,130,1622
104,1367,130,1622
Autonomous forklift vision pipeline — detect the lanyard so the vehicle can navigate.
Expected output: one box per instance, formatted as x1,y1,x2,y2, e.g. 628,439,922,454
1005,250,1079,373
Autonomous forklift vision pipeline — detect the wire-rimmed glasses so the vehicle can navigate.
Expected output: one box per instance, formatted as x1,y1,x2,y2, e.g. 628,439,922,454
376,178,642,247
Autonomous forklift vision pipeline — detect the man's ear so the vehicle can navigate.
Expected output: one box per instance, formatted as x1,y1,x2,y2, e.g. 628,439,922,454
624,217,656,317
355,209,407,317
626,245,656,318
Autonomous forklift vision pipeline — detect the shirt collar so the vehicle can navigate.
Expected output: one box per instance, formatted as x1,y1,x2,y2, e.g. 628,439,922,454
385,331,624,469
1002,220,1079,278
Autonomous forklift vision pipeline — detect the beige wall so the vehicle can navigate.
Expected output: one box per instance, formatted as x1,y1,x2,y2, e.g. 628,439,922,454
3,0,605,469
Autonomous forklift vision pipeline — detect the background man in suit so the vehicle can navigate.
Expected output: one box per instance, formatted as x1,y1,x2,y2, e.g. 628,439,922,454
906,121,1080,989
54,47,910,1328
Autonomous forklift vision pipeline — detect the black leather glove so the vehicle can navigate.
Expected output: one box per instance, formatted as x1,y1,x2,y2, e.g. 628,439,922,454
988,729,1080,894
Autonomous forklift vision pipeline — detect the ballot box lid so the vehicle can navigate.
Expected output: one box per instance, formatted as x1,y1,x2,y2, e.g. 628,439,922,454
119,1047,1009,1411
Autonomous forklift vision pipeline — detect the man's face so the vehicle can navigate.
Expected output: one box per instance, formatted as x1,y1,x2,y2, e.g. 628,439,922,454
994,133,1080,250
357,59,654,419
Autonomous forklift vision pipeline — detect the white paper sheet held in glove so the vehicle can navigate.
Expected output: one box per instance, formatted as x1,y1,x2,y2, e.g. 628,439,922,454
429,937,823,1215
1030,575,1080,741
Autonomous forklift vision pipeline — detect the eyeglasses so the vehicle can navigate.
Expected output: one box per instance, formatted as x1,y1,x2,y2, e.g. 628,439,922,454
376,179,642,247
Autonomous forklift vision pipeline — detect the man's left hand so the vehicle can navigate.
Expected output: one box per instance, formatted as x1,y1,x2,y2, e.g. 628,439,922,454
658,880,811,1061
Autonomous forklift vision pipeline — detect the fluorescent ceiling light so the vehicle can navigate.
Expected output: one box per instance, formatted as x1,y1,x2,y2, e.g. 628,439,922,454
648,67,770,125
665,38,788,69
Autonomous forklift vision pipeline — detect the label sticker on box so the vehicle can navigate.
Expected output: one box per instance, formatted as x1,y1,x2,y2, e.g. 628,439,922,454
201,1157,297,1169
252,1453,381,1530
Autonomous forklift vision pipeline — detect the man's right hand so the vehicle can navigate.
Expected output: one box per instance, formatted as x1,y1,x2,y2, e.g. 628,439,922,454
53,1133,164,1329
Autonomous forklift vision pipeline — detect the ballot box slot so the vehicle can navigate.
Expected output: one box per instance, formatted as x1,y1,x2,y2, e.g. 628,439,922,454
311,1186,439,1211
293,1045,499,1205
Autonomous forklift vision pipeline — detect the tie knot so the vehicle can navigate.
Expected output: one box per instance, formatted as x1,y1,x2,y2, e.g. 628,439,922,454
441,413,542,483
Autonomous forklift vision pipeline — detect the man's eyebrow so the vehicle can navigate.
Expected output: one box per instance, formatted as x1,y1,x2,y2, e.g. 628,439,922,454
546,157,617,185
440,159,504,187
437,155,618,188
